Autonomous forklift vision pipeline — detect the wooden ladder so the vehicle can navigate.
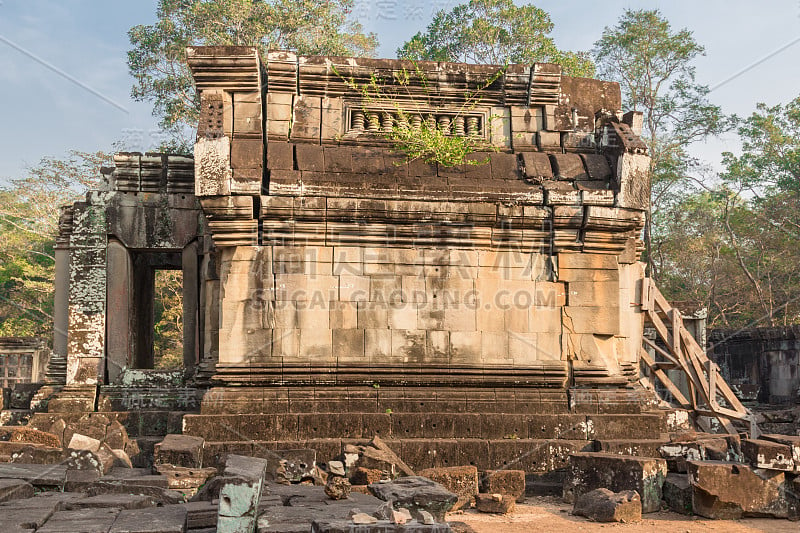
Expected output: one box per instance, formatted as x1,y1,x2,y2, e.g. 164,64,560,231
640,278,758,438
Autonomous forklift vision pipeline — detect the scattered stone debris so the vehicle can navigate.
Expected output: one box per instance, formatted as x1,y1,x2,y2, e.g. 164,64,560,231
325,475,352,500
572,488,642,523
480,469,526,503
368,475,458,522
418,466,479,510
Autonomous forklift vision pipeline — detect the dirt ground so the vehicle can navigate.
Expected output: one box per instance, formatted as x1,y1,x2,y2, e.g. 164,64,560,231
447,496,798,533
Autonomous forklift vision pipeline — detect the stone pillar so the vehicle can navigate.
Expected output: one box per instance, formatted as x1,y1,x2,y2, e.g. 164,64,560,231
182,240,200,369
106,240,133,382
53,246,70,361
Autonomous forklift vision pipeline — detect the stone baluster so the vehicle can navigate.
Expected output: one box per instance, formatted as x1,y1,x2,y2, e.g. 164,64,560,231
410,115,422,131
351,110,365,131
381,112,395,133
438,115,451,135
367,112,381,133
467,116,479,137
453,116,465,136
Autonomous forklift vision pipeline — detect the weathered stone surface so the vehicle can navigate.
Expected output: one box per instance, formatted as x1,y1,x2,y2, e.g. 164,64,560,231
564,453,666,513
351,467,384,485
109,505,188,533
742,438,796,472
572,488,641,523
154,434,205,468
480,470,526,503
659,432,741,472
687,460,788,519
325,476,351,500
0,478,34,502
475,493,515,514
217,454,268,533
68,433,102,452
155,464,217,494
662,473,692,515
37,507,121,533
64,493,157,510
368,476,458,523
0,463,67,488
85,481,183,505
418,466,478,510
8,427,62,448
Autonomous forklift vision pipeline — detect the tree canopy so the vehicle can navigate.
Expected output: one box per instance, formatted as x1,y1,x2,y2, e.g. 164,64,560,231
592,9,730,277
397,0,594,77
128,0,378,133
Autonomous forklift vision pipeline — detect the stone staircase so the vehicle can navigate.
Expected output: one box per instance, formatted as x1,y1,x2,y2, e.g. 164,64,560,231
180,386,690,474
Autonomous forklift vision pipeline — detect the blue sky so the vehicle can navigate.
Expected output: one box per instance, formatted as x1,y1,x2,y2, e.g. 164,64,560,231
1,0,799,183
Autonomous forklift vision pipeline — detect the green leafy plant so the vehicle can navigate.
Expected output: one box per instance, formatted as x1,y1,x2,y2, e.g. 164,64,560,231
334,62,504,167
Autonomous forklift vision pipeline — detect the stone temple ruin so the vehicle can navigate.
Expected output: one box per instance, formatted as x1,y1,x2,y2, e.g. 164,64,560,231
1,47,799,530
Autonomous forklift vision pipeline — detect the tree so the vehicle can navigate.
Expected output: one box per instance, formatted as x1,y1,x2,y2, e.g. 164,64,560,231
592,9,729,278
0,151,108,337
397,0,594,77
128,0,378,135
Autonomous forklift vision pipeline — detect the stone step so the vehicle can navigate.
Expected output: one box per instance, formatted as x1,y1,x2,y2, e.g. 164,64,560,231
29,410,189,438
594,439,669,457
199,437,595,473
181,411,675,442
198,386,656,415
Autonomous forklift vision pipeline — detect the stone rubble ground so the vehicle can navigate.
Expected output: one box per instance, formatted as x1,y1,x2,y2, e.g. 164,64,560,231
0,415,799,531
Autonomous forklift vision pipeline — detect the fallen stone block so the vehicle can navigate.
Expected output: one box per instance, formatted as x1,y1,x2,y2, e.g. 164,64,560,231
572,488,641,523
418,466,478,510
264,448,316,482
8,426,62,448
341,437,415,480
85,481,184,505
10,444,64,465
154,434,205,468
475,493,515,514
109,505,188,533
63,493,158,510
480,469,526,503
368,476,458,523
325,476,352,500
68,433,102,452
761,434,800,465
182,500,218,529
742,438,796,472
391,508,413,524
351,466,384,485
310,519,452,532
154,464,217,495
659,432,741,472
687,460,789,519
0,462,67,489
64,447,114,475
36,507,121,533
64,468,101,492
564,453,666,513
217,454,268,533
0,478,34,503
662,473,692,515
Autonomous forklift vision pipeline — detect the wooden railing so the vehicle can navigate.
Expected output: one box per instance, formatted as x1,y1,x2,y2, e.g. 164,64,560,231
639,278,759,438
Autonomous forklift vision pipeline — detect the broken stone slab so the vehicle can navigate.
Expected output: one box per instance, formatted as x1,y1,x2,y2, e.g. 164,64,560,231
10,443,64,464
182,500,219,529
368,476,458,523
63,447,115,476
0,463,68,489
761,434,800,464
659,432,741,472
564,453,666,513
391,508,413,524
108,505,188,533
0,478,34,502
351,512,378,524
572,488,641,523
63,493,158,510
217,454,268,533
475,493,515,514
662,473,691,515
85,481,184,505
6,426,62,448
418,466,478,510
328,460,346,476
742,438,796,472
68,433,102,452
687,460,789,519
480,469,526,503
64,467,99,492
154,434,205,468
36,507,121,533
154,464,217,494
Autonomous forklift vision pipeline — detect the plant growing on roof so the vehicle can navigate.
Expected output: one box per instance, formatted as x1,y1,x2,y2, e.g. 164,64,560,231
333,61,506,167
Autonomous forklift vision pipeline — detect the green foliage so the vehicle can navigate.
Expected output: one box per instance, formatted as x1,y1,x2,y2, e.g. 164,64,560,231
593,9,731,277
153,270,184,370
0,152,108,338
128,0,378,132
397,0,594,77
335,63,503,166
722,97,800,196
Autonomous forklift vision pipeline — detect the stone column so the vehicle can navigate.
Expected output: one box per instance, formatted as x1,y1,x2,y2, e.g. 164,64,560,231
53,246,70,361
182,240,200,369
106,239,133,382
